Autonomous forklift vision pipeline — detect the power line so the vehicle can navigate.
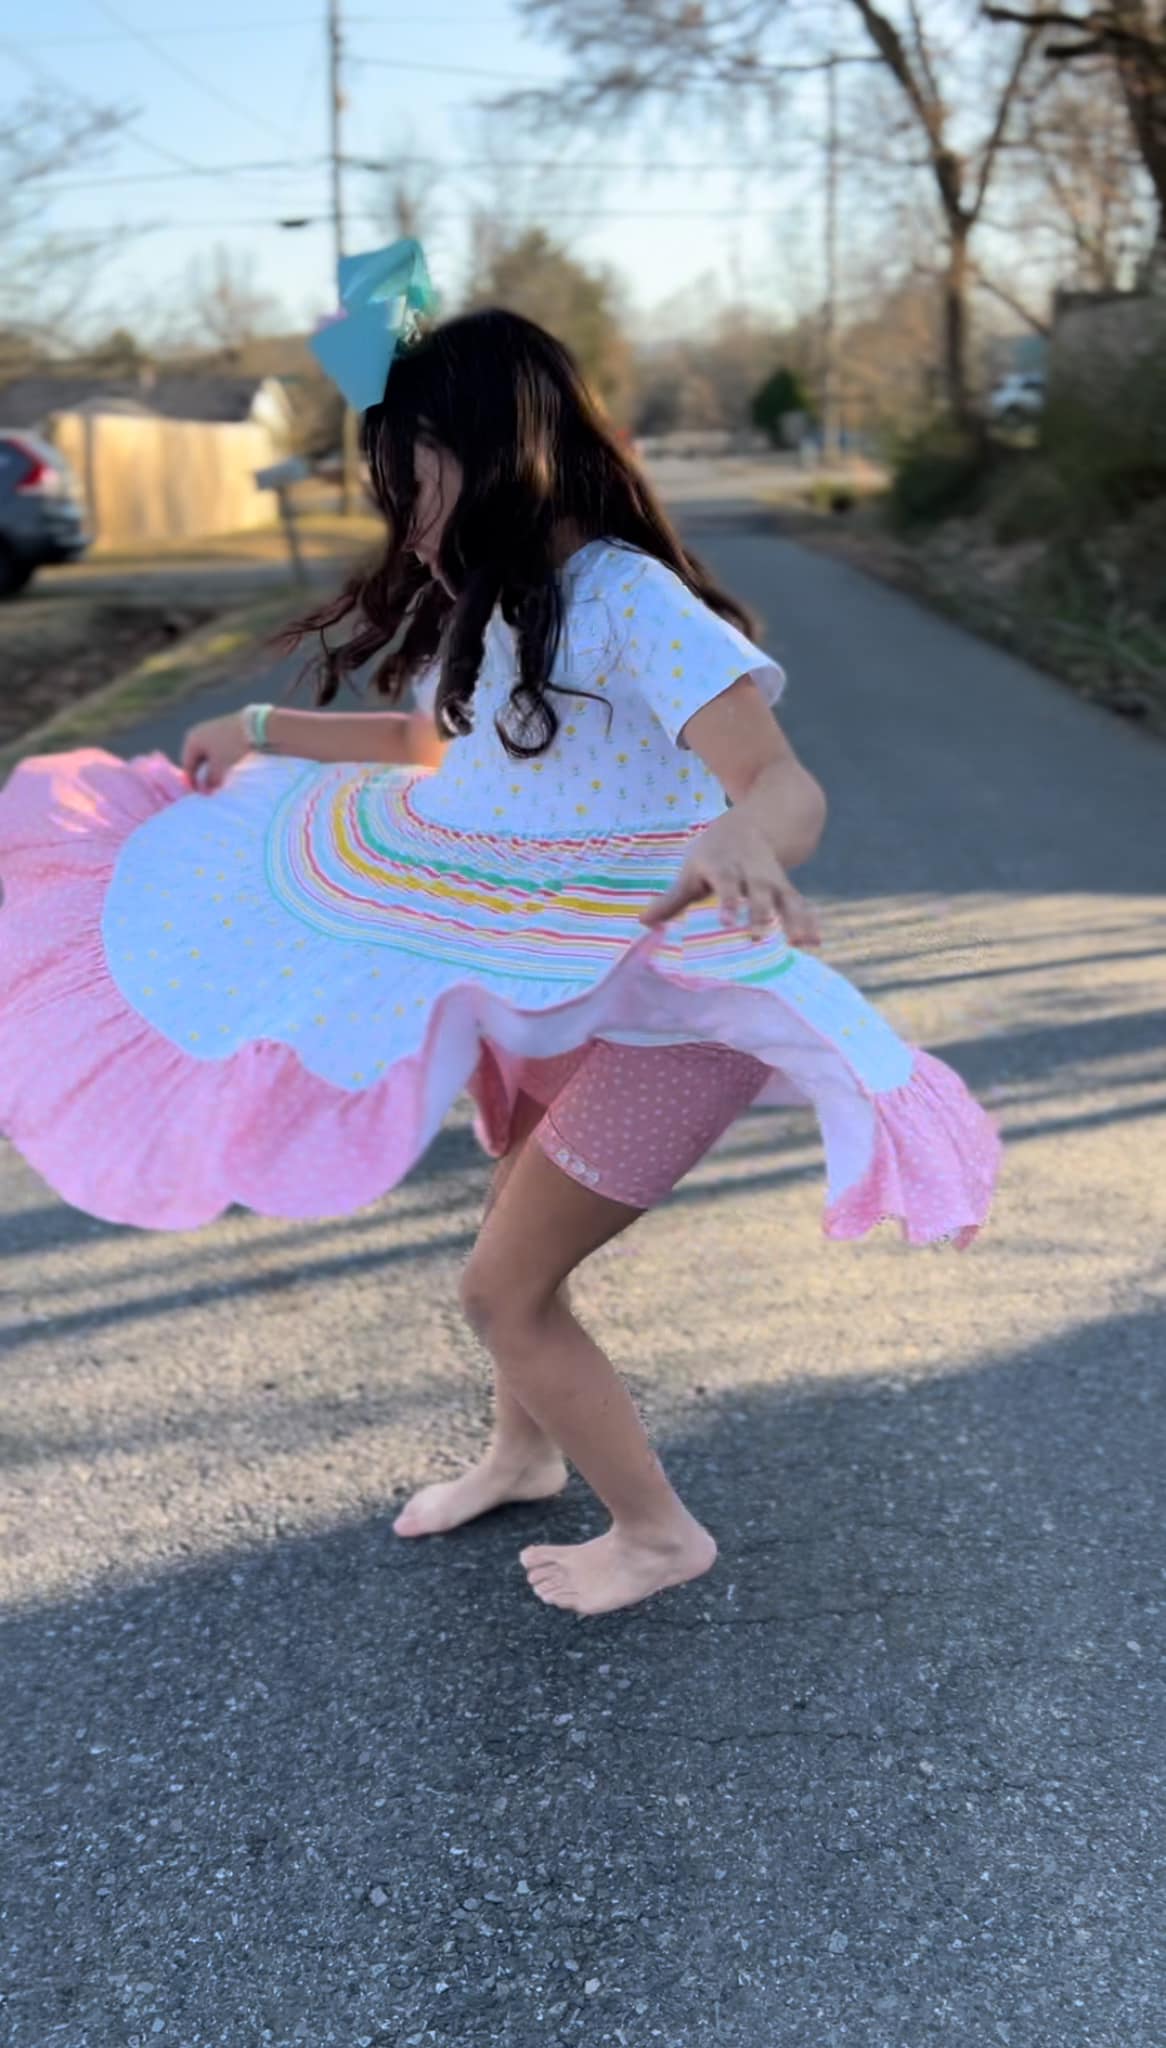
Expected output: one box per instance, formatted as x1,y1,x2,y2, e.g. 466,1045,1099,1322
23,15,516,41
53,204,825,233
33,152,778,193
89,0,305,150
35,157,328,194
25,18,329,41
0,31,207,174
356,56,552,84
349,154,777,175
359,49,880,83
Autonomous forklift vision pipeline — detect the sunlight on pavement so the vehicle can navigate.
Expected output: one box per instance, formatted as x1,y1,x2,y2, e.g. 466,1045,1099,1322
3,884,1163,1613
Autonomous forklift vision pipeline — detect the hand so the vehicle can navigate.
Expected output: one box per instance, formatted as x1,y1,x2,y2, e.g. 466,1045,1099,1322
640,812,823,948
181,711,251,793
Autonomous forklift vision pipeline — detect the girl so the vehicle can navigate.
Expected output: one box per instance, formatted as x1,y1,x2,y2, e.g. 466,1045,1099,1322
0,268,1001,1617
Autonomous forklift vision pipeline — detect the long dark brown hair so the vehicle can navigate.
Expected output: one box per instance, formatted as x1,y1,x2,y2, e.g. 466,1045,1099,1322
285,306,757,758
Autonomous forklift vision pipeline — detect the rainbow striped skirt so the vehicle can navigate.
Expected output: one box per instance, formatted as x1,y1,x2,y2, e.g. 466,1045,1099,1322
0,750,1001,1238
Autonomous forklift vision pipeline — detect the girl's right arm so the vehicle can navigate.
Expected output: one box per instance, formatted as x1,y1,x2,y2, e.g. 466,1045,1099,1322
181,706,446,791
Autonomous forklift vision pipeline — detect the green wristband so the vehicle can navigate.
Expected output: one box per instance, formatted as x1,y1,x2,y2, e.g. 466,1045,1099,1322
242,703,275,751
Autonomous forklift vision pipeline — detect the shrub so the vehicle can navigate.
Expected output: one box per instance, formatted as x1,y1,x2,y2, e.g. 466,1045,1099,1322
751,365,814,447
988,460,1077,546
1041,361,1166,516
889,419,992,530
807,481,856,514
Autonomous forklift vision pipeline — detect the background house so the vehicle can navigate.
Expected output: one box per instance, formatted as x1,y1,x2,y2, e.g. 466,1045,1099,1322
0,370,297,547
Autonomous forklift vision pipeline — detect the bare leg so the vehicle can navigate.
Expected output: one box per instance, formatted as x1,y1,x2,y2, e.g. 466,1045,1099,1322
459,1144,716,1615
393,1092,568,1537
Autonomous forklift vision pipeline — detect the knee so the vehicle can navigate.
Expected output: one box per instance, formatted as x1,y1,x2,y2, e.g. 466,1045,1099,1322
459,1254,549,1347
458,1258,497,1340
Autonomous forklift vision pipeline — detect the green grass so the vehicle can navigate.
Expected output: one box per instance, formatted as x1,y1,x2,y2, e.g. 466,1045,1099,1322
82,510,385,570
0,593,295,780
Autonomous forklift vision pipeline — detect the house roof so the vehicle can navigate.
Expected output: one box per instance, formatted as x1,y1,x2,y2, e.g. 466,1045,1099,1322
0,371,287,430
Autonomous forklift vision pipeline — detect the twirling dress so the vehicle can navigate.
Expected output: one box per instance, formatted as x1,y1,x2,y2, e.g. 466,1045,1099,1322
0,539,1001,1236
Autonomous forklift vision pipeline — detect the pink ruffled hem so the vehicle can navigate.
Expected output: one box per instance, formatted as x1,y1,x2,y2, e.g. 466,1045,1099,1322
0,748,1002,1240
821,1047,1002,1249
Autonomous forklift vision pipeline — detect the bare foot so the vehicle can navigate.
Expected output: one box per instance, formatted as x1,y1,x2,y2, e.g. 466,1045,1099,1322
519,1516,717,1615
393,1448,569,1538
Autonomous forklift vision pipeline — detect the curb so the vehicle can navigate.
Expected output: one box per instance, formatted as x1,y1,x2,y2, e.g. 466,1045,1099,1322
0,593,299,780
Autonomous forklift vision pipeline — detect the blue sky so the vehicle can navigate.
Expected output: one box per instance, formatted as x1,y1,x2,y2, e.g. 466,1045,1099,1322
6,2,827,345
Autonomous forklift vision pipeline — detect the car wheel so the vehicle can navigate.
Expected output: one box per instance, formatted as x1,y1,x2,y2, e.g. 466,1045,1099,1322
0,542,34,599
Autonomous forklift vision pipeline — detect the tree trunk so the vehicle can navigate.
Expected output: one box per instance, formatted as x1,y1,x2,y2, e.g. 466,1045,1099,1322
1113,41,1166,286
943,216,975,428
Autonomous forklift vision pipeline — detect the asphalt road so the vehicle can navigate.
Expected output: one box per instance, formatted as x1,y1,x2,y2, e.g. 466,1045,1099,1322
2,505,1164,2048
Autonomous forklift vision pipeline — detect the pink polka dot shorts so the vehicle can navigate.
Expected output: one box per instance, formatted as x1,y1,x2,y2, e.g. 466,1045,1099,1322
514,1039,771,1210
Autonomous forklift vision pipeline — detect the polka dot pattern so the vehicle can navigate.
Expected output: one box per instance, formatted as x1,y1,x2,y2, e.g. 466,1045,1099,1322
531,1039,771,1210
0,529,1003,1245
410,540,786,841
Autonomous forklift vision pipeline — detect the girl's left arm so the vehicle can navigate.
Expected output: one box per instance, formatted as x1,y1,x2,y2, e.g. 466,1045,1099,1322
640,675,826,946
181,705,445,791
257,706,446,769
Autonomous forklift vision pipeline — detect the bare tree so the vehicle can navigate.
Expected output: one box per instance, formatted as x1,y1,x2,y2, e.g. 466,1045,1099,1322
513,1,1043,423
0,96,126,361
985,3,1166,270
364,133,442,245
182,244,283,357
465,223,634,415
1010,50,1154,290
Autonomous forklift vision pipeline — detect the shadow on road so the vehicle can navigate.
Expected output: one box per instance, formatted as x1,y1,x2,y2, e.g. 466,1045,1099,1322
3,1308,1161,2047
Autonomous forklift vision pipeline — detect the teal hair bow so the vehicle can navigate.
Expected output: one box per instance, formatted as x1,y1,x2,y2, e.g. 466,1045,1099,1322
309,237,437,411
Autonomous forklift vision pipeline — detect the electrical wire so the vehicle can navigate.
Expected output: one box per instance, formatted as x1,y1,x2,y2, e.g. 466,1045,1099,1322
24,15,516,41
0,31,207,173
34,158,329,193
52,204,819,234
34,154,775,193
89,0,308,150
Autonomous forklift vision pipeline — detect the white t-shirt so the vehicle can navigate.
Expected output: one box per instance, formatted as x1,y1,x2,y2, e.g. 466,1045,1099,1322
409,537,785,838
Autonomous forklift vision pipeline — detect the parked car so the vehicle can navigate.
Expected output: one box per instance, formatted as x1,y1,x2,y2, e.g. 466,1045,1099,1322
987,372,1046,424
0,431,91,597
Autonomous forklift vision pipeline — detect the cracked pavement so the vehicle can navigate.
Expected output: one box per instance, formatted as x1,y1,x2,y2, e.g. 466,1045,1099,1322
2,504,1163,2047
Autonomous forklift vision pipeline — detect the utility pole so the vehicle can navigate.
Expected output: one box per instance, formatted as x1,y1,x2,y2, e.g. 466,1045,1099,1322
327,0,359,515
821,49,841,467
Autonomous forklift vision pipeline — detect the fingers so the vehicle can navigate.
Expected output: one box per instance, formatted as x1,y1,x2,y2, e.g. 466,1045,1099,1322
643,861,823,949
183,746,218,794
643,866,770,934
638,872,707,927
181,730,217,793
717,874,744,929
775,879,821,949
744,874,778,938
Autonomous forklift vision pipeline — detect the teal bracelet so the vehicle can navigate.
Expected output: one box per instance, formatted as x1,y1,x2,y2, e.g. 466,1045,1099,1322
242,702,275,751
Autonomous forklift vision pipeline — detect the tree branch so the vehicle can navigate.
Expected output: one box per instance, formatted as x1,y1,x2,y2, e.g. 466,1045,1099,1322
972,263,1052,332
983,5,1166,73
848,0,968,222
848,0,937,134
983,4,1089,26
906,0,944,107
971,19,1044,220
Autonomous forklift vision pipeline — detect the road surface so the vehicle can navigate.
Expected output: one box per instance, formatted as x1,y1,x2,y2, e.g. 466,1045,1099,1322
2,504,1163,2048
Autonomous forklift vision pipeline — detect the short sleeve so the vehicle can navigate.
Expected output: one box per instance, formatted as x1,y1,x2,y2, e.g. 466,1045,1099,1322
613,554,786,748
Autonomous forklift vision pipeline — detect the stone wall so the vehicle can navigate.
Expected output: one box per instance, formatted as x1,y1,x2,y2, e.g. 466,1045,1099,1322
1046,290,1166,462
1049,290,1166,405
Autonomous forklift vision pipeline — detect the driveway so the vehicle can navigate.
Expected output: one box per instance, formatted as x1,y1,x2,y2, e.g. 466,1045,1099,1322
2,502,1163,2047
